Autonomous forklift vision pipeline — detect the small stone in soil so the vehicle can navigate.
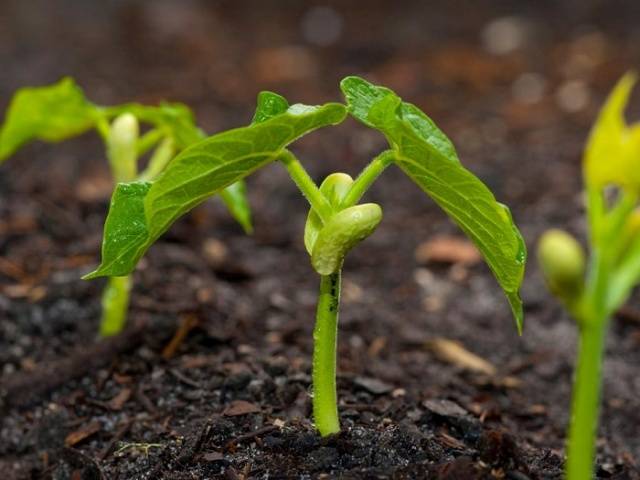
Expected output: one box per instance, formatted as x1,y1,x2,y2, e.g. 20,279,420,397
223,400,260,416
353,376,393,394
201,451,224,462
423,399,468,418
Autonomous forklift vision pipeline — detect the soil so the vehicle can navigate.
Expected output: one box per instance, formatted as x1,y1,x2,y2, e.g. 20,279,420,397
2,1,640,478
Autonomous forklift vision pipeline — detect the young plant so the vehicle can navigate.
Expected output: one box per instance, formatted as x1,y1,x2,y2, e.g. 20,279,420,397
0,78,252,336
537,73,640,479
86,76,526,436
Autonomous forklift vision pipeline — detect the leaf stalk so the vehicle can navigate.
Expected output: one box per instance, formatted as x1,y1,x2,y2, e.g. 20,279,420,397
340,150,394,208
279,150,333,223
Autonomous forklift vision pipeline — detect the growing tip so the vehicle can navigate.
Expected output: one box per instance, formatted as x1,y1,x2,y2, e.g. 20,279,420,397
537,229,585,301
82,272,95,281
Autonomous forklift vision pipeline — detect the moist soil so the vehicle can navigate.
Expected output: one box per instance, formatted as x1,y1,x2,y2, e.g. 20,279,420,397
2,1,640,478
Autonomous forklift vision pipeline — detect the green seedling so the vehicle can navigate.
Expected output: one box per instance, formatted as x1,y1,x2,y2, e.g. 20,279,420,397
86,76,526,436
0,78,252,336
537,73,640,479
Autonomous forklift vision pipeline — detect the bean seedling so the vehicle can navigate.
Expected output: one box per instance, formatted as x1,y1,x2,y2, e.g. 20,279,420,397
86,76,526,436
0,78,252,336
537,73,640,479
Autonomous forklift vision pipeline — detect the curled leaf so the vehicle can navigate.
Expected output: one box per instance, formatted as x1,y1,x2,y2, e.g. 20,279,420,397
584,73,640,193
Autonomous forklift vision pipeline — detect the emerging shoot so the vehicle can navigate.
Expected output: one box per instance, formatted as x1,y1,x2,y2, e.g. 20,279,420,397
85,77,526,437
537,72,640,479
0,78,253,336
537,229,585,302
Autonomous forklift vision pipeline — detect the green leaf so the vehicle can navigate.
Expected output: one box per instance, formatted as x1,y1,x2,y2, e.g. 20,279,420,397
0,77,254,235
607,208,640,312
86,101,346,278
0,77,99,161
584,73,640,193
217,91,291,234
341,76,526,332
252,91,289,124
109,101,255,232
89,181,152,278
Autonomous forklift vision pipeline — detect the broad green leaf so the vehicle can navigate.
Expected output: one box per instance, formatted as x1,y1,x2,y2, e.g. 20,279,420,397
216,90,291,234
341,76,526,332
584,73,640,193
86,101,347,278
91,180,152,278
0,77,99,161
0,77,253,235
131,92,289,234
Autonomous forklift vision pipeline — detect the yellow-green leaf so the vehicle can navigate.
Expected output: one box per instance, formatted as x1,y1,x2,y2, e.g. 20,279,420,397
584,73,640,192
0,77,99,161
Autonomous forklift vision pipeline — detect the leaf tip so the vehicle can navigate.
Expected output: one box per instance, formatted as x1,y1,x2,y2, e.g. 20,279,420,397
240,218,254,235
82,269,101,280
507,291,524,335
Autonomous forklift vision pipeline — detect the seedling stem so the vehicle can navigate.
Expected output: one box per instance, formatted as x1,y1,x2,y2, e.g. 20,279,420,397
538,73,640,479
313,272,342,436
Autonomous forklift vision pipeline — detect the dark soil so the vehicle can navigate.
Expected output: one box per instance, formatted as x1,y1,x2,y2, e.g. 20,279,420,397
2,1,640,478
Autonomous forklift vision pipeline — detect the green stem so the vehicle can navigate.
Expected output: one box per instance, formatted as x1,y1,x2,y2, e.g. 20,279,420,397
278,150,333,223
586,184,605,247
99,275,132,337
95,115,111,143
313,272,342,436
139,137,175,181
606,191,637,238
340,150,395,208
99,115,139,337
566,322,606,480
566,239,610,479
136,128,165,157
566,185,634,478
